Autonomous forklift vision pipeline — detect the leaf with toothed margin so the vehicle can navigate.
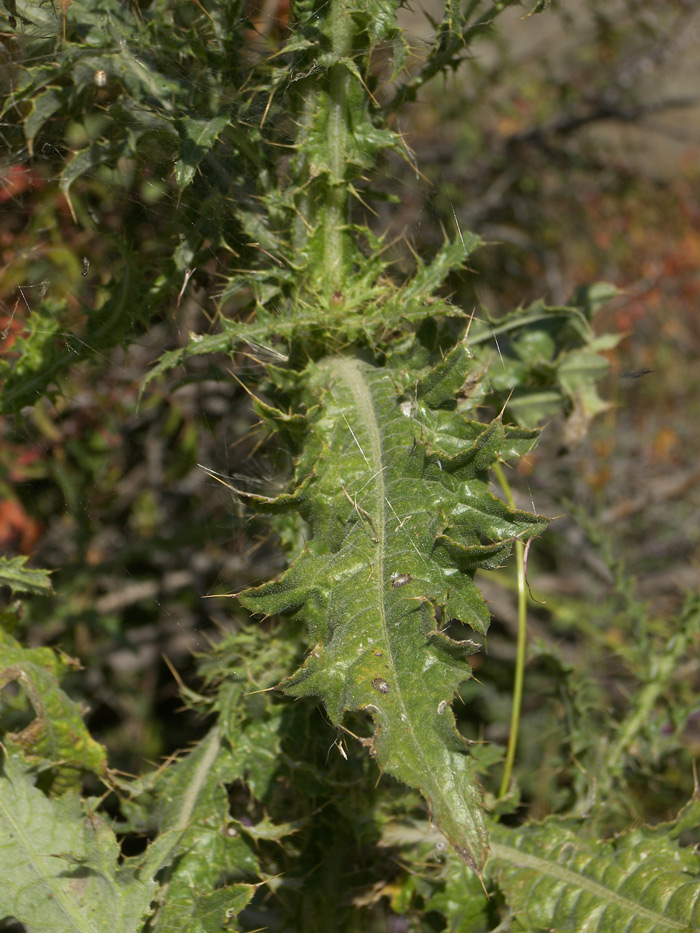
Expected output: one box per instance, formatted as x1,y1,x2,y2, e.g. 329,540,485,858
238,346,546,871
0,753,158,933
490,817,700,932
175,113,230,191
0,555,53,596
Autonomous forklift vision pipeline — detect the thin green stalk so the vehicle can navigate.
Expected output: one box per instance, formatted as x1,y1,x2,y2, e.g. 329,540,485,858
494,462,528,799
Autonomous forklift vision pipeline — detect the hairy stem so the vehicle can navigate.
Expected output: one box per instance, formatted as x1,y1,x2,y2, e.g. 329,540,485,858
322,0,354,295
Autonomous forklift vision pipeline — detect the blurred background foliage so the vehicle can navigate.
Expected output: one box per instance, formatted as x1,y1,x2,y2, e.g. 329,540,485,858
1,0,699,905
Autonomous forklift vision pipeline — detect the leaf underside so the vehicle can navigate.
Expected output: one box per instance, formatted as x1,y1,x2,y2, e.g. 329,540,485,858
239,346,546,870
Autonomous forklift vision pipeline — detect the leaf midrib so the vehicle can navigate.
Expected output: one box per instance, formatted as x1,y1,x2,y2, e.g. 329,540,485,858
0,768,102,933
332,359,447,795
490,841,693,931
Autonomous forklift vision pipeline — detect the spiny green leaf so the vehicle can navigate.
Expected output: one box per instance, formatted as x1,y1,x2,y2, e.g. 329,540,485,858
140,231,485,400
60,142,114,221
0,555,52,596
0,302,68,413
672,796,700,842
391,236,481,314
599,592,700,790
389,0,521,110
139,342,206,392
138,330,237,404
23,86,62,155
527,0,552,13
0,753,157,933
467,291,620,428
175,114,230,191
0,631,107,789
491,818,700,932
570,281,619,319
0,243,144,415
416,341,477,407
125,724,275,929
425,855,493,933
152,883,257,933
240,349,546,869
0,628,72,679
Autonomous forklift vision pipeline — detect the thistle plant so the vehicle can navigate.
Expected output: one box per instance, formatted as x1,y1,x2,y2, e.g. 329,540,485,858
1,0,700,929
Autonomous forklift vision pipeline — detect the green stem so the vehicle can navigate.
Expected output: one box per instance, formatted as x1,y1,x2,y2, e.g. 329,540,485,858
322,0,354,295
292,91,317,253
494,462,528,799
291,0,355,294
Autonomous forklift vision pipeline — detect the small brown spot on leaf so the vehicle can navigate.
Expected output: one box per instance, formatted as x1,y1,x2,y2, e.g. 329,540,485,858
372,677,390,694
391,573,412,588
